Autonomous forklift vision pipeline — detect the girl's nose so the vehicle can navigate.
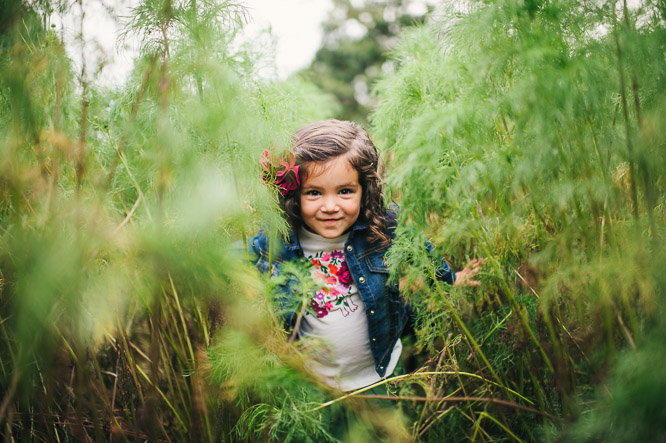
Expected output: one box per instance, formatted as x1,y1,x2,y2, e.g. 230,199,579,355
321,196,339,212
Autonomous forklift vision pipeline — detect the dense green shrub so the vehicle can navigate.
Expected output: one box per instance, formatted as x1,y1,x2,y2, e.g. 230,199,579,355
372,0,666,440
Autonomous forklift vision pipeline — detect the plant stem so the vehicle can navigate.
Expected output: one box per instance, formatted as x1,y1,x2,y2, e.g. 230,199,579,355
357,394,560,421
310,370,532,412
613,2,639,220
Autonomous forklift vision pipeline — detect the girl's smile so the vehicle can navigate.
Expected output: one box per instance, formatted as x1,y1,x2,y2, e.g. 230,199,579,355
300,156,362,239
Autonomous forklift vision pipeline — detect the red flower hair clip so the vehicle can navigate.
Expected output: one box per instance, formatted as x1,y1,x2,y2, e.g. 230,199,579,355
260,144,301,198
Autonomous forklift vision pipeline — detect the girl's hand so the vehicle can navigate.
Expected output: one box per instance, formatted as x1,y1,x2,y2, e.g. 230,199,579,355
453,258,485,287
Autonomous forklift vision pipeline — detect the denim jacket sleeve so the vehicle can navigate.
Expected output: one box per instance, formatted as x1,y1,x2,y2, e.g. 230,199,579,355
387,203,456,286
244,229,303,330
426,240,456,285
238,228,273,273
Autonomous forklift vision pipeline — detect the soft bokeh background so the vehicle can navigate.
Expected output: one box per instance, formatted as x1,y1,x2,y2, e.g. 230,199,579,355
52,0,335,84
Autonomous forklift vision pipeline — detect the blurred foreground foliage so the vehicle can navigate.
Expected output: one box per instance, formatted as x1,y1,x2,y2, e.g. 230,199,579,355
0,0,340,440
1,0,666,441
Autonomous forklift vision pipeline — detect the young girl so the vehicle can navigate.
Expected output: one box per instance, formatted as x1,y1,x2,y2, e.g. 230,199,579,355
251,119,482,392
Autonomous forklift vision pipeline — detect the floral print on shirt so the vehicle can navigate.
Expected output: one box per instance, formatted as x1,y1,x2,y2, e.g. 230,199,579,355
307,249,358,318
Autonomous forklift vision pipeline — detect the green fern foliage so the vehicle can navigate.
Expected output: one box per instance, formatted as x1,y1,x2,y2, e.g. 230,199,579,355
372,0,666,440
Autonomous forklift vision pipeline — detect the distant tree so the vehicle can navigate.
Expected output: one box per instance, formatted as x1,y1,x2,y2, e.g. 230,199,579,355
300,0,431,125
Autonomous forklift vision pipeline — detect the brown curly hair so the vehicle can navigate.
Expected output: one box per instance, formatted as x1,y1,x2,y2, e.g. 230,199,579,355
281,119,389,245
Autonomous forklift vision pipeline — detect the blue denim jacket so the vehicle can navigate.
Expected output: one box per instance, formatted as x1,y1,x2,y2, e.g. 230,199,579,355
248,210,455,378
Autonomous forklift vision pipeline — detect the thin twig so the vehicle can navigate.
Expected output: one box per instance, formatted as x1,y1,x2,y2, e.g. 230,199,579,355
309,370,533,412
473,411,526,442
356,394,561,422
0,366,20,424
111,196,141,236
287,303,307,345
110,351,121,412
616,311,636,349
21,192,36,216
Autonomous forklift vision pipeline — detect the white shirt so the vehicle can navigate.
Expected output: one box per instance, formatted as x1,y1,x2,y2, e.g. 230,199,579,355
297,227,402,391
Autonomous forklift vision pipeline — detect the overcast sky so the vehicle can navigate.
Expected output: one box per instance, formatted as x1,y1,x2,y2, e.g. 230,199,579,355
52,0,333,86
244,0,333,76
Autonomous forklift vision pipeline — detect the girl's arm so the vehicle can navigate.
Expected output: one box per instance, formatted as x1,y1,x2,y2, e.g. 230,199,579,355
399,258,484,291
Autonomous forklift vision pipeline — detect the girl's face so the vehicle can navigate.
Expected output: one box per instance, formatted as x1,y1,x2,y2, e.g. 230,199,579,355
299,156,362,239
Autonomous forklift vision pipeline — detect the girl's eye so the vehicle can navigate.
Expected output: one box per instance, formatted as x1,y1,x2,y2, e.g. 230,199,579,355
339,189,353,195
306,190,321,196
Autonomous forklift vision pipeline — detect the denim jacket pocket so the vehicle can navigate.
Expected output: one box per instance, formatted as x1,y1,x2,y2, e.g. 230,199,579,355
365,254,390,274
